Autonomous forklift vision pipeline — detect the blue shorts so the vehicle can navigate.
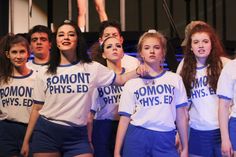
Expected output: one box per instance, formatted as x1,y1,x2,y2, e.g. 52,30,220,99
229,117,236,151
122,124,179,157
189,128,222,157
31,116,93,157
92,119,118,157
0,120,31,157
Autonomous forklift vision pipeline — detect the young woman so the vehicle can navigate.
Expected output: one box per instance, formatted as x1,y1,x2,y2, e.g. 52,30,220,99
88,36,126,157
0,34,35,156
21,20,146,157
114,30,189,157
217,60,236,157
178,23,230,157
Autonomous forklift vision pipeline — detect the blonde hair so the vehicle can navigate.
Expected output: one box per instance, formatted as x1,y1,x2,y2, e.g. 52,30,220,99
137,29,167,60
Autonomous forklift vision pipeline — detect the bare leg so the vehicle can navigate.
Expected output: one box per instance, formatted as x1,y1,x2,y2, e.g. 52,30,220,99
94,0,108,22
74,153,93,157
77,0,86,32
33,152,61,157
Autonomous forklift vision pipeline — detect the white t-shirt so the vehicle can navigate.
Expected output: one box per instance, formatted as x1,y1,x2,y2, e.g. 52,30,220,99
0,71,36,123
26,60,47,73
91,68,126,121
34,61,115,126
177,57,231,130
217,59,236,118
119,71,188,132
121,54,140,72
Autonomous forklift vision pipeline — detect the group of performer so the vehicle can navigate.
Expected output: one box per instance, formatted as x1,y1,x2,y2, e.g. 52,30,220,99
0,11,235,157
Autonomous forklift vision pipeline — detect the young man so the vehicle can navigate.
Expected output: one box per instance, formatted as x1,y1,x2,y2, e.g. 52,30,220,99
27,25,52,72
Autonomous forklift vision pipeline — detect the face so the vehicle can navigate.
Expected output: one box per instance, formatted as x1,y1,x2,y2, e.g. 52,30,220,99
100,27,123,43
6,43,29,68
140,37,164,65
30,32,51,57
191,32,212,59
102,38,124,63
56,25,78,52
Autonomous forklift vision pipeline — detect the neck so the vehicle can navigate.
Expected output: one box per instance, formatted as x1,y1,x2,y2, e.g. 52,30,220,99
146,63,163,77
60,50,77,64
34,57,49,64
196,57,207,67
13,66,31,76
107,60,123,74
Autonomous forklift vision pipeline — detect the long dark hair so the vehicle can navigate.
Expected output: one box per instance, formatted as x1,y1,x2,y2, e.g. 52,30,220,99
47,20,91,74
0,34,30,84
180,23,225,97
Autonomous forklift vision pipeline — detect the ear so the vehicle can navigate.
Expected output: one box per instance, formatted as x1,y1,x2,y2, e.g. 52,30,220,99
98,37,102,44
120,36,124,44
5,51,10,59
102,53,107,59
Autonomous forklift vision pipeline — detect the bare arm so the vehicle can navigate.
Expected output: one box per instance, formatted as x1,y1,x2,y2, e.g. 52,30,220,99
176,107,189,157
114,116,130,157
21,103,42,157
114,65,147,86
219,98,233,157
87,112,95,150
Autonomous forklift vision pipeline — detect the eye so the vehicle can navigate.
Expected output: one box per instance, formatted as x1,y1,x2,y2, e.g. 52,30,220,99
68,33,76,37
143,45,150,50
116,44,122,48
31,38,38,42
154,45,161,49
57,33,64,37
106,45,112,49
40,37,48,42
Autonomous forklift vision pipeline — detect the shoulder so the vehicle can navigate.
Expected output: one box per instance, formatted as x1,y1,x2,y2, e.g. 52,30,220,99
220,56,231,67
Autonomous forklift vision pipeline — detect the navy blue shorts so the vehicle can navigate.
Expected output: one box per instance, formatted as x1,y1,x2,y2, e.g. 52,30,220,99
122,124,179,157
0,120,30,157
189,127,222,157
92,119,118,157
229,117,236,151
31,116,93,157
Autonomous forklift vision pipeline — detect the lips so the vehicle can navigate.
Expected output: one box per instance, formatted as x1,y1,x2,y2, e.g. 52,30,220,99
62,42,71,45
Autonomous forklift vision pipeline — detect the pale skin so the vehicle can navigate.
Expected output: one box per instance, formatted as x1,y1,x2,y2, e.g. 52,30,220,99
114,36,188,157
6,43,31,157
219,98,235,157
21,24,147,157
77,0,108,31
6,43,31,76
30,32,51,64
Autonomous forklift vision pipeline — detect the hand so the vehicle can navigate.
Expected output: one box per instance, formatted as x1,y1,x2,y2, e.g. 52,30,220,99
221,140,233,157
21,142,30,157
136,64,149,77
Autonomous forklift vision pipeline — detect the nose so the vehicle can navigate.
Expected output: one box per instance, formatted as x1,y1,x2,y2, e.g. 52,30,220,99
199,42,204,47
16,52,22,58
150,47,155,53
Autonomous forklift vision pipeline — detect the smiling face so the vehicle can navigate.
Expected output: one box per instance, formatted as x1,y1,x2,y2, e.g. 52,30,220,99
56,24,78,52
102,37,124,63
6,43,29,68
140,37,165,66
191,32,212,60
